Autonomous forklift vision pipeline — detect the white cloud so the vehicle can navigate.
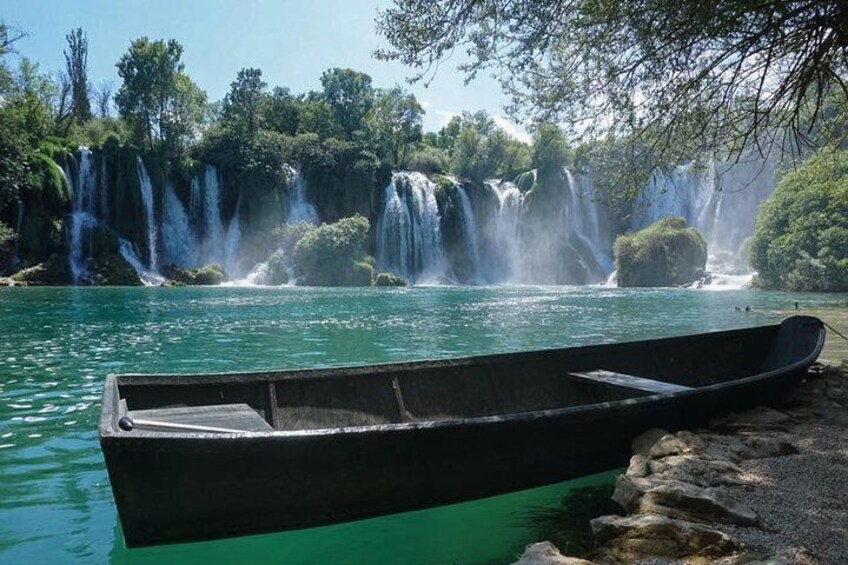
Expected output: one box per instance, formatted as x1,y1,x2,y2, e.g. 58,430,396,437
492,115,532,144
436,110,460,128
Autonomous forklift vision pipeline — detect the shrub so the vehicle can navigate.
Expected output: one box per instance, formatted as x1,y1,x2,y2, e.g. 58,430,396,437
408,145,448,174
290,215,373,286
614,217,707,287
750,148,848,292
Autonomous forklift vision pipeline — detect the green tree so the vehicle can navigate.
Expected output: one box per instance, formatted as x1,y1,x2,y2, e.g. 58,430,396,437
750,148,848,292
222,67,267,138
365,86,423,167
63,28,92,126
320,68,374,140
532,123,568,178
377,1,848,163
115,37,206,151
261,86,301,136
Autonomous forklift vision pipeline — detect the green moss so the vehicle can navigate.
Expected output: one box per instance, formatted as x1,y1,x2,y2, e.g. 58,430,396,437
750,148,848,292
91,252,142,286
374,272,407,286
164,264,226,285
288,215,373,286
614,217,707,287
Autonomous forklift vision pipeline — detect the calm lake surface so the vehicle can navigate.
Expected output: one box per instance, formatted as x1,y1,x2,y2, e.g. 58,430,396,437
1,285,845,564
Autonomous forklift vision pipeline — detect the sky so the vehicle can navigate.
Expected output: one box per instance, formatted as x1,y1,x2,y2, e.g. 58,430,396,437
0,0,530,140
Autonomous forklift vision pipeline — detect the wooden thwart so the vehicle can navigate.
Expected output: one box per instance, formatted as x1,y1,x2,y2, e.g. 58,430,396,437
130,403,274,433
568,370,693,395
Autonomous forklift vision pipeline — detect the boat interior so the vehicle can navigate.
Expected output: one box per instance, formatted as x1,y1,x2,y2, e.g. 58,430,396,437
109,322,805,434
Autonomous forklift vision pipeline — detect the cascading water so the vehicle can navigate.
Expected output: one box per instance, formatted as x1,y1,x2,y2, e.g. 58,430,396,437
633,154,777,287
455,185,482,283
376,172,446,282
118,238,164,286
202,165,225,264
561,168,613,275
68,148,97,283
160,182,199,268
223,193,243,276
285,166,319,224
486,180,525,282
136,157,158,273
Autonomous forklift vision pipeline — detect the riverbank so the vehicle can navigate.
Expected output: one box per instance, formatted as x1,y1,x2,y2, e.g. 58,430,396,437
516,360,848,564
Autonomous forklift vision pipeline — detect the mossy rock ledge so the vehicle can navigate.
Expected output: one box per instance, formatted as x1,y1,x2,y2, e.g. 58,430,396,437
614,217,707,287
163,264,226,286
374,272,408,287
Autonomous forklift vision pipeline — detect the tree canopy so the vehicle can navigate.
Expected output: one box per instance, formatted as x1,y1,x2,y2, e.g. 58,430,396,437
376,0,848,162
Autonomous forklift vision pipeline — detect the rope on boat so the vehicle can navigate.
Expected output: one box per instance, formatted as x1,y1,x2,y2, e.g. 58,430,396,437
823,321,848,344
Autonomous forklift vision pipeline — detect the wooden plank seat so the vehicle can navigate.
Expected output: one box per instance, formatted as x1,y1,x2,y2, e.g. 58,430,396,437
130,403,273,433
568,370,693,395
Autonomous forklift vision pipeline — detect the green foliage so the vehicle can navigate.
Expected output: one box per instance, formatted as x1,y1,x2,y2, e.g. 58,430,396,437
320,68,374,140
437,111,531,182
614,217,707,287
532,123,568,178
164,264,226,285
287,215,374,286
377,0,848,167
63,28,92,126
407,145,449,174
750,148,848,292
365,86,423,167
115,37,208,154
222,67,267,138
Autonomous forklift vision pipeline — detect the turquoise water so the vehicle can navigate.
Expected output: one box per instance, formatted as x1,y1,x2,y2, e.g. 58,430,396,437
1,285,845,564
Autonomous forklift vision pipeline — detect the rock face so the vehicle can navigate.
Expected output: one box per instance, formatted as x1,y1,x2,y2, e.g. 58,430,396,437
614,217,707,287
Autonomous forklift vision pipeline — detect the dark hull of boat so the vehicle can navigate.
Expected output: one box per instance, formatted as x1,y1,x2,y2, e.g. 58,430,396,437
100,316,825,547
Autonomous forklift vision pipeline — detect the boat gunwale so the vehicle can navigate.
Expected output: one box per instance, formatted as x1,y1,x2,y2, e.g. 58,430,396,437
99,317,825,440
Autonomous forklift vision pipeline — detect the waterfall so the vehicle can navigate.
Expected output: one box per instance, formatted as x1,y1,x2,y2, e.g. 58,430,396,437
455,185,481,283
160,182,199,268
487,180,525,282
376,172,446,282
136,157,158,272
189,175,201,222
224,194,243,276
203,165,225,264
118,238,164,286
633,154,776,281
68,148,97,283
285,166,319,224
561,168,613,275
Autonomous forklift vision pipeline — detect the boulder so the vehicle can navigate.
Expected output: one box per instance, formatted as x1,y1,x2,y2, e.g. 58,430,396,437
374,272,408,287
614,217,708,287
164,264,226,286
638,483,758,526
590,514,739,560
512,542,595,565
11,254,72,285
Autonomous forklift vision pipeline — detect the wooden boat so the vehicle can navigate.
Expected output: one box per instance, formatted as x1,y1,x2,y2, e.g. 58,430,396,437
99,315,824,547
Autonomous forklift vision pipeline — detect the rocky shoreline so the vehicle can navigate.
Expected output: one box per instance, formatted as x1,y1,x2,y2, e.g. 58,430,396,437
516,362,848,564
